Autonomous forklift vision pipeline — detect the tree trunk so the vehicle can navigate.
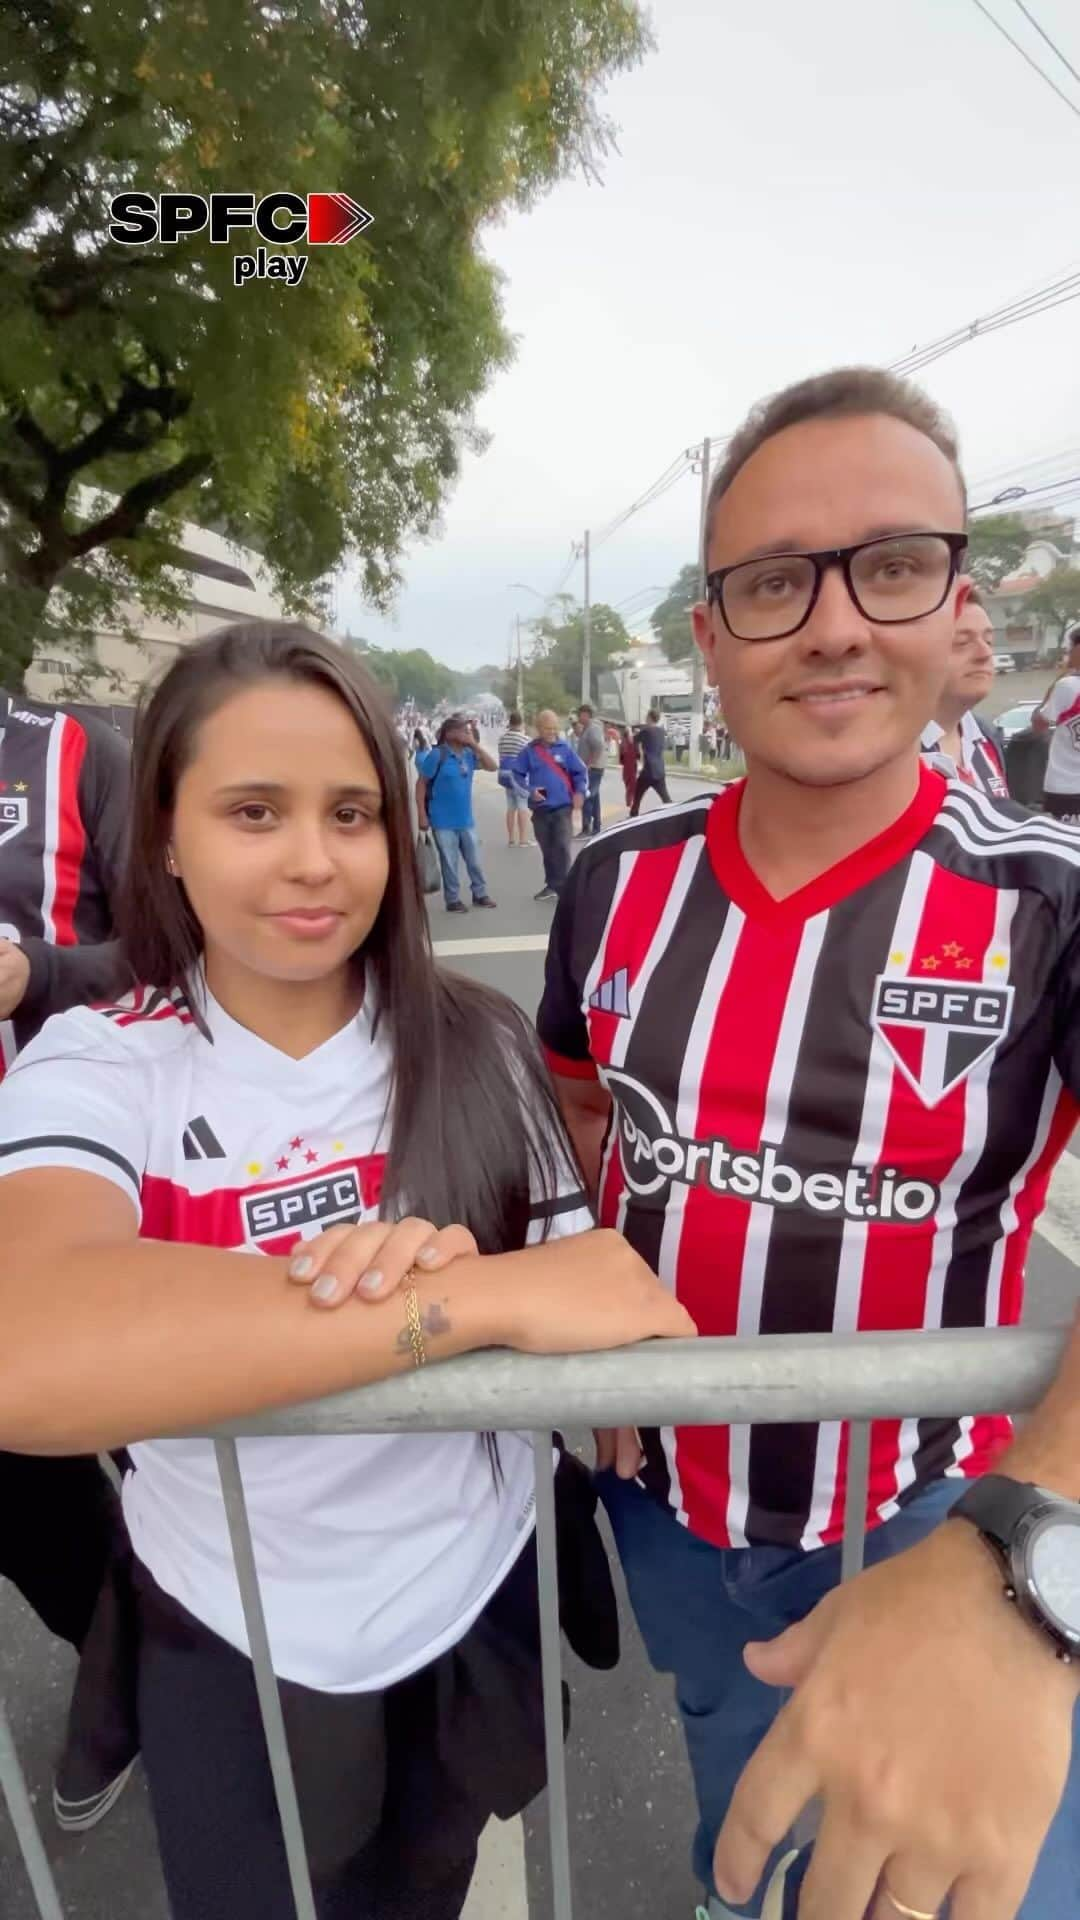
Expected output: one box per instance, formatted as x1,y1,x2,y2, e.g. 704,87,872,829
0,571,53,690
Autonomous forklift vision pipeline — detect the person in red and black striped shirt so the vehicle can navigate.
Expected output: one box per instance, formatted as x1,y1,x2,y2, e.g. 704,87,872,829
539,366,1080,1920
0,691,133,1830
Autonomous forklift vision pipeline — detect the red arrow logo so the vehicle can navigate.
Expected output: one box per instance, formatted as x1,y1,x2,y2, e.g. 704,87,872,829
306,192,374,245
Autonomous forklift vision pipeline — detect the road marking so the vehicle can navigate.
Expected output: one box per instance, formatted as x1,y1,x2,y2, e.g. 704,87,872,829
432,934,551,956
462,1816,527,1919
1038,1149,1080,1265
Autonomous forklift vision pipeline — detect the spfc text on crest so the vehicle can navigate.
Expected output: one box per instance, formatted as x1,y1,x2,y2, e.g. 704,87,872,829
871,974,1014,1108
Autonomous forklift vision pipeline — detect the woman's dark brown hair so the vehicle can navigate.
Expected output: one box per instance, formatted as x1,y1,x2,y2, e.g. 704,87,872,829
118,621,576,1252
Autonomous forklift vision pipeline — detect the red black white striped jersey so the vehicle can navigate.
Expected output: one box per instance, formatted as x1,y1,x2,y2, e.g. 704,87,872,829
538,766,1080,1551
0,980,590,1690
0,694,130,1070
1044,673,1080,795
920,713,1008,798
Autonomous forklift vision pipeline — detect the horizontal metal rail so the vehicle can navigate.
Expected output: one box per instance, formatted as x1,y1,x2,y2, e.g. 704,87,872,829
5,1326,1071,1920
200,1325,1070,1439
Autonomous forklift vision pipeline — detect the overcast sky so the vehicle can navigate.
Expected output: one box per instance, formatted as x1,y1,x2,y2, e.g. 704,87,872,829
337,0,1080,672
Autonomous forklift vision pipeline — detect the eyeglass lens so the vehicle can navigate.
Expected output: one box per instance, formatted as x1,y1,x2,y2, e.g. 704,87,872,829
721,535,955,639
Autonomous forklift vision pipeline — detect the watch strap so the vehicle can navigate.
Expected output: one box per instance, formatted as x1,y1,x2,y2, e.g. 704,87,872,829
951,1473,1042,1555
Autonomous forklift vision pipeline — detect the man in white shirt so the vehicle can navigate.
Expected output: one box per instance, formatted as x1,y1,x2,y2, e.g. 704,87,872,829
1033,628,1080,821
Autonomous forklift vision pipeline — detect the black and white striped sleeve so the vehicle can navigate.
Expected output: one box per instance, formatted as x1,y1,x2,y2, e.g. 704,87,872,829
0,1010,146,1219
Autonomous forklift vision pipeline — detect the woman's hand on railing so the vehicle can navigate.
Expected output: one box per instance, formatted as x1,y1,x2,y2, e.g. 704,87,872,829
287,1217,478,1309
503,1228,696,1354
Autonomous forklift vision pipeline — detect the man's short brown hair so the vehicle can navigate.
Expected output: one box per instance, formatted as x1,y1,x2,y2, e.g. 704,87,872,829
704,366,966,556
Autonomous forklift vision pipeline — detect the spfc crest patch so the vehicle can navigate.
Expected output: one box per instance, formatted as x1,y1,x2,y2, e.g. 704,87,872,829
871,974,1013,1108
0,797,28,848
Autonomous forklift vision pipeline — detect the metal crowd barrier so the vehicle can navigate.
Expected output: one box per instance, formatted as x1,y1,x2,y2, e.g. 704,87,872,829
1,1326,1070,1920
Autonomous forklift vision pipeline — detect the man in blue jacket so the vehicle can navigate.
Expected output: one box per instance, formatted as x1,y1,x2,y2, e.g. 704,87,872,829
511,710,587,900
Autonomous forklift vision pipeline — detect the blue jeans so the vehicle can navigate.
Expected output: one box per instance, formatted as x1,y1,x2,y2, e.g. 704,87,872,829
600,1471,1080,1916
583,767,604,835
432,826,489,907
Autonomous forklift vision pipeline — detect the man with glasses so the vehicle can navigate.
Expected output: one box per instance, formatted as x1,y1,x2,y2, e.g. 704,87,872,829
538,366,1080,1920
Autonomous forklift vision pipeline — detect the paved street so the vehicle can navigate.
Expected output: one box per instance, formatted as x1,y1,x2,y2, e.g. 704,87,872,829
4,743,1079,1920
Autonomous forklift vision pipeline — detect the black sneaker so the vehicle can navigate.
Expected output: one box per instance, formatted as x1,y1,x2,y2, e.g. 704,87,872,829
446,900,469,913
534,887,556,901
474,896,498,908
54,1758,137,1832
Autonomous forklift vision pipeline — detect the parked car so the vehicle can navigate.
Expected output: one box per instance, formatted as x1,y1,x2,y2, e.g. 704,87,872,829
995,700,1040,740
992,653,1016,674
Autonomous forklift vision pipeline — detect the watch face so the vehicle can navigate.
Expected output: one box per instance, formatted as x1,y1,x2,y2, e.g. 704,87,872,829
1027,1515,1080,1638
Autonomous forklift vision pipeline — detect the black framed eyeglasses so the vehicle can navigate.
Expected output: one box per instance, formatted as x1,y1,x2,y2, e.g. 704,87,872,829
705,531,968,642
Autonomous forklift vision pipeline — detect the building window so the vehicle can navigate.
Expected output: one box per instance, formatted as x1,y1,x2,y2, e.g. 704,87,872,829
34,657,74,675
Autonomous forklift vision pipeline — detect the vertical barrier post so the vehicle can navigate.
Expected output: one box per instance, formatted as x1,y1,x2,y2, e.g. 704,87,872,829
841,1421,871,1583
532,1433,574,1920
215,1440,318,1920
0,1698,65,1920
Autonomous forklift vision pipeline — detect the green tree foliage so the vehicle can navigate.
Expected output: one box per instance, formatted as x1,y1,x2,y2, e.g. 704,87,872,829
0,0,650,684
346,637,459,709
650,562,699,662
1024,569,1080,653
531,600,629,701
964,515,1032,593
493,660,573,722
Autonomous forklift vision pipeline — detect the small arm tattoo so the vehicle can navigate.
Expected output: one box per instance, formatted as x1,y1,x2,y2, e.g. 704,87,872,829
395,1300,452,1354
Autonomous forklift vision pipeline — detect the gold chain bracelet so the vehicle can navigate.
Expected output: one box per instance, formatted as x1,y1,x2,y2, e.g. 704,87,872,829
403,1280,427,1369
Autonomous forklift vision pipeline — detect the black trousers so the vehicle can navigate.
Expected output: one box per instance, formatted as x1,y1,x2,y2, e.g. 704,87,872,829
0,1450,117,1648
533,806,573,891
630,769,671,814
63,1448,618,1920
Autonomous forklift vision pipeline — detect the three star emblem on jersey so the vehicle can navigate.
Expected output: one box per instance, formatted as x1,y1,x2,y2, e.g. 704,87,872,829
0,797,28,847
588,967,631,1018
871,964,1014,1108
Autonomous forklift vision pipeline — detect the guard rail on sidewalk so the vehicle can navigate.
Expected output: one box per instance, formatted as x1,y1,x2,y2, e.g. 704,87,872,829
1,1326,1070,1920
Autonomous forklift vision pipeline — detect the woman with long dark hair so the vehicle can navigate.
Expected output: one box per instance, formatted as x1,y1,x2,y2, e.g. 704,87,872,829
0,623,692,1920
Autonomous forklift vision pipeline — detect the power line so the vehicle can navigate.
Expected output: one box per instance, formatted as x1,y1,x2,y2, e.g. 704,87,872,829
970,0,1080,125
971,472,1080,511
1010,0,1080,90
888,267,1080,375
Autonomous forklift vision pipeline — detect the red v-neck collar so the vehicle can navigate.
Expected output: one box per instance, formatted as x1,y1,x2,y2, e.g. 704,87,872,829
706,761,947,927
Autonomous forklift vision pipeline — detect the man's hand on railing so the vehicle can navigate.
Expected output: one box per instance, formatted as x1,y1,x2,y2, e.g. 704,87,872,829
712,1517,1079,1920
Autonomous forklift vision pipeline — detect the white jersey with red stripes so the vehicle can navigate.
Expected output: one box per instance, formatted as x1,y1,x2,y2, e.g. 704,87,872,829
1044,673,1080,795
538,767,1080,1551
0,980,590,1690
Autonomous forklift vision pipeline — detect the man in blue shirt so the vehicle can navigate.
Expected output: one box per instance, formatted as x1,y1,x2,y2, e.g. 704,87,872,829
415,715,498,913
511,709,587,900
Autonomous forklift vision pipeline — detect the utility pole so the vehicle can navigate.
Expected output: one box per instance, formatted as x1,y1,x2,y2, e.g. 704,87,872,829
688,436,711,773
581,529,591,706
515,615,524,716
